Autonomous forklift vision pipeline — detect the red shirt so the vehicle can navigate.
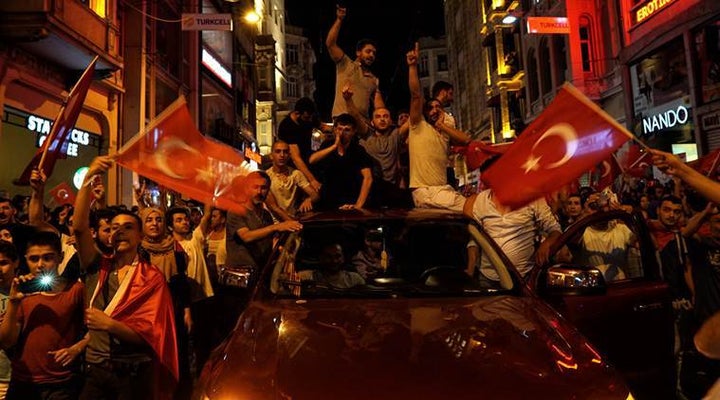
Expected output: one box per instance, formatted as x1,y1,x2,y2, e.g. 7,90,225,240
13,281,85,384
647,219,679,251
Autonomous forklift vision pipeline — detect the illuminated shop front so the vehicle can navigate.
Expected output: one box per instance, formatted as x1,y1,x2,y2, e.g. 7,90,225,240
1,106,104,199
629,38,696,160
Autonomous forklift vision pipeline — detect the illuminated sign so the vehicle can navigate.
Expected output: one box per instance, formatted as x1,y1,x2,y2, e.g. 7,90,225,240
642,104,690,135
27,114,93,157
181,13,232,31
634,0,677,26
526,17,570,34
202,48,232,87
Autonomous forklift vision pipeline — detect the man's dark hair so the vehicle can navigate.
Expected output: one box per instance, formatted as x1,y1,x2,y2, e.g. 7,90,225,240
660,195,682,206
11,195,28,211
254,170,272,186
356,39,377,53
0,240,18,262
431,81,453,99
294,97,316,115
272,140,289,151
0,197,13,207
334,113,357,128
166,206,190,231
26,230,62,255
90,208,117,230
422,98,442,115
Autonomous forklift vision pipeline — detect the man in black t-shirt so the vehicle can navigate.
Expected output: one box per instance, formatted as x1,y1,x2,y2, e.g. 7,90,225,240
309,114,374,210
277,97,322,192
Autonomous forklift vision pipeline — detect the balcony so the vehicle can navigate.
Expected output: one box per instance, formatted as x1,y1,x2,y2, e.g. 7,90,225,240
0,0,121,72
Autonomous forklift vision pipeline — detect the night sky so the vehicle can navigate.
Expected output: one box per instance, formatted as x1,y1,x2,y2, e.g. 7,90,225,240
285,0,445,119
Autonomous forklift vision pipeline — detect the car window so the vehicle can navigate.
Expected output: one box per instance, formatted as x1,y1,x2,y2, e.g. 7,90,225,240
554,218,644,282
267,219,516,298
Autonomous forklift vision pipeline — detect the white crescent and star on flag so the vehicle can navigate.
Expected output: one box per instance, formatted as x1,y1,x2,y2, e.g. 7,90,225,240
521,123,578,174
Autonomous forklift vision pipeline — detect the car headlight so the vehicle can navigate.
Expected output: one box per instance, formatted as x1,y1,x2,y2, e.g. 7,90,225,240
218,266,254,288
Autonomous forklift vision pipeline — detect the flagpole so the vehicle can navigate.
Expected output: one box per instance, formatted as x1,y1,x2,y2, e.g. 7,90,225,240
36,104,67,174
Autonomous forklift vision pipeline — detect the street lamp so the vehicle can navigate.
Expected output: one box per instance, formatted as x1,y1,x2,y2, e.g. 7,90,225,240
502,15,517,24
243,10,260,24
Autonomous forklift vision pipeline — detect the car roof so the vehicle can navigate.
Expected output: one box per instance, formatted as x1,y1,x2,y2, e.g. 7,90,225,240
296,208,467,223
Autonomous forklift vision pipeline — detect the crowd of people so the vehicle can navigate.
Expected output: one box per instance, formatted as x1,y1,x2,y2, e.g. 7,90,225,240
1,4,720,399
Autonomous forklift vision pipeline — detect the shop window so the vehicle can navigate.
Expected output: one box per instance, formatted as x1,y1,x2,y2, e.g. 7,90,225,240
553,35,568,84
580,16,593,73
539,38,552,95
527,48,539,103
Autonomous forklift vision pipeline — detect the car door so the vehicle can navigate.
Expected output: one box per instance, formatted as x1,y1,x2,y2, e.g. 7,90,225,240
533,210,674,397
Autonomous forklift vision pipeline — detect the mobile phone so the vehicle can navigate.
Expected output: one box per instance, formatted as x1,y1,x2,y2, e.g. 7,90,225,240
17,274,55,293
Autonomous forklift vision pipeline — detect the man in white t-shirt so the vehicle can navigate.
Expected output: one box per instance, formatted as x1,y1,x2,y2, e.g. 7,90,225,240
406,42,471,212
266,140,320,218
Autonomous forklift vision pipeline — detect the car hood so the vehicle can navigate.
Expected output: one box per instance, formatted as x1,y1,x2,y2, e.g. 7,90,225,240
201,295,629,400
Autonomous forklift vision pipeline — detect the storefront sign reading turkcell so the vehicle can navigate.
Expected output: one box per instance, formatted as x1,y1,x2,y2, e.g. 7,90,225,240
641,98,691,135
633,0,677,26
27,114,93,157
181,14,232,31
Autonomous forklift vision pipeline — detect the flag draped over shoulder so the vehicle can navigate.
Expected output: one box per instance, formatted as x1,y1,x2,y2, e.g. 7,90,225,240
482,83,632,209
95,258,178,400
15,56,98,186
115,97,252,215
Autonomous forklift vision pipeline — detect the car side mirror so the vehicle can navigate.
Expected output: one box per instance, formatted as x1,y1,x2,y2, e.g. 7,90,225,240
219,265,255,288
539,264,606,296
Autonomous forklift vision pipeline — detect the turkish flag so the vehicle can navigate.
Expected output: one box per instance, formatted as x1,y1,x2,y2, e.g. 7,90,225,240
95,258,178,399
115,97,253,215
592,155,621,192
618,143,650,177
482,84,631,209
458,141,513,171
15,56,98,186
48,182,76,206
689,148,720,178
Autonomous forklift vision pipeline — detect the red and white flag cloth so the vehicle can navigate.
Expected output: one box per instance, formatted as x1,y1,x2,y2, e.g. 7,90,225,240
93,258,178,400
482,83,632,209
689,148,720,179
617,143,651,178
48,182,76,206
15,56,98,186
457,141,513,171
592,154,622,192
115,96,253,214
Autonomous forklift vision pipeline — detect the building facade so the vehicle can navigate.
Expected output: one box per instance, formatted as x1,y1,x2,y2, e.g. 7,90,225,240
417,36,451,102
0,0,123,202
282,24,316,115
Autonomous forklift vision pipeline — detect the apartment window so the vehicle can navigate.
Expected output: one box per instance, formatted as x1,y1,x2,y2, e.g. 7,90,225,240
580,17,592,72
286,78,298,98
419,54,429,77
287,43,299,65
437,54,448,71
539,39,552,94
527,48,539,103
81,0,106,18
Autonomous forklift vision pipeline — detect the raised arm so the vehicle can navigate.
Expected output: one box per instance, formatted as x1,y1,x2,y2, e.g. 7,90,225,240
287,144,321,192
434,116,471,145
236,219,302,243
342,83,372,138
74,156,113,268
310,130,341,165
652,149,720,204
373,84,386,112
28,169,57,232
325,5,346,63
407,43,423,126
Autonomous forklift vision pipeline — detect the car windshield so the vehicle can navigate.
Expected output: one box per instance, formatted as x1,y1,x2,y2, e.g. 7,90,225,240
266,217,518,299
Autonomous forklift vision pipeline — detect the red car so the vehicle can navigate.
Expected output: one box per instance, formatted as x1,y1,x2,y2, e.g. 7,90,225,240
198,209,671,399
